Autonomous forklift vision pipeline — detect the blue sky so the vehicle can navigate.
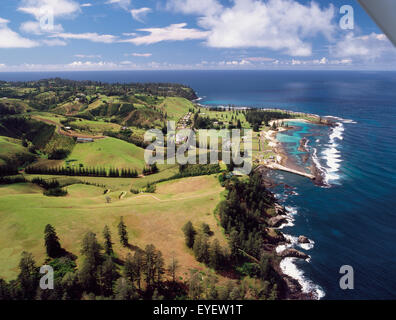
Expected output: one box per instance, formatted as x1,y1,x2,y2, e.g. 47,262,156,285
0,0,395,71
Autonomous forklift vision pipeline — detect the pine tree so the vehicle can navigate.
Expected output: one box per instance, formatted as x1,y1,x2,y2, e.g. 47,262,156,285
118,216,129,247
124,253,134,283
79,232,103,293
168,255,179,283
144,244,156,287
114,278,137,300
18,252,39,300
102,225,113,256
209,239,223,270
98,256,118,297
132,250,145,290
193,232,209,264
182,221,196,248
44,224,62,258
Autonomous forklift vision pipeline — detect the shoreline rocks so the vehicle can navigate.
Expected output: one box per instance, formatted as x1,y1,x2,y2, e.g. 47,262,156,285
268,215,289,228
278,248,310,260
298,235,310,244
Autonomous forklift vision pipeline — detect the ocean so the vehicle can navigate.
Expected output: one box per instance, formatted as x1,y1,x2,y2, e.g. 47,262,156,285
1,70,396,299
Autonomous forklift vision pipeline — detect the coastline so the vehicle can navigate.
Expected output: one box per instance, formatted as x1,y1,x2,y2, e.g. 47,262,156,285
258,118,333,300
263,118,334,186
194,101,332,299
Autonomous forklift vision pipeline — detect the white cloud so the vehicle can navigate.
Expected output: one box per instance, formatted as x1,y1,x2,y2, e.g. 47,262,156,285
18,0,81,19
198,0,335,57
122,32,137,37
166,0,336,57
122,23,209,45
331,32,396,61
0,63,6,68
106,0,130,10
74,54,102,58
245,57,275,62
42,38,67,46
81,3,92,7
0,17,39,48
68,60,118,69
128,53,152,57
51,32,117,43
288,57,351,66
120,60,136,65
219,59,251,66
20,20,63,34
166,0,222,16
130,7,152,22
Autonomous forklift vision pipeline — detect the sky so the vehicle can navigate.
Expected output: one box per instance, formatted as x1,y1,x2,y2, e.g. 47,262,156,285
0,0,395,71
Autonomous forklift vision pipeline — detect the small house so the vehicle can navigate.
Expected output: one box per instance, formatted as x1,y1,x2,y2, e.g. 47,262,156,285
77,137,94,143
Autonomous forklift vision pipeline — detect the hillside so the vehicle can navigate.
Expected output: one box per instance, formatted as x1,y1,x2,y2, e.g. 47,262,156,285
64,137,145,171
0,136,35,167
159,97,195,121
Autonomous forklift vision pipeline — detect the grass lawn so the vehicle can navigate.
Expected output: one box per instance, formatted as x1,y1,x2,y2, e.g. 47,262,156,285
64,137,145,171
0,175,225,281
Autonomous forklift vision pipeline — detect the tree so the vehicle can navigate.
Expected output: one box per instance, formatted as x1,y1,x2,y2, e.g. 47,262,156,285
131,250,145,290
118,216,129,247
79,232,103,293
144,244,157,287
259,254,270,281
102,225,113,256
188,271,203,300
0,279,11,300
182,221,196,248
193,233,210,264
44,224,62,258
124,253,134,283
18,252,39,300
114,278,138,300
154,251,165,285
201,223,212,236
98,256,118,297
209,239,223,270
168,254,179,283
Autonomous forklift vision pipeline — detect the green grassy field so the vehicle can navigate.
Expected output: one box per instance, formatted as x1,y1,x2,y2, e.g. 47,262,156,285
64,137,146,171
0,175,225,280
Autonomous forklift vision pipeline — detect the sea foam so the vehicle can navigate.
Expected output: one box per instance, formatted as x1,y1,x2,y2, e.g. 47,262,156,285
280,258,326,300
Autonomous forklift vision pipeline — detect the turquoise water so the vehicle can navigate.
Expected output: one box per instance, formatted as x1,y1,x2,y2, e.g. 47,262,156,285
1,71,396,299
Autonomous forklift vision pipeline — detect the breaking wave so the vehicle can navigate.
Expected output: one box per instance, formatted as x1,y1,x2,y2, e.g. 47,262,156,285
280,258,326,300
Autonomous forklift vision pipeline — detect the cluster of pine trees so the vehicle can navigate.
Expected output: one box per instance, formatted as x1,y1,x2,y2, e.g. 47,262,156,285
31,178,68,197
182,222,228,271
245,110,293,128
25,166,139,178
142,163,159,176
216,173,282,298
